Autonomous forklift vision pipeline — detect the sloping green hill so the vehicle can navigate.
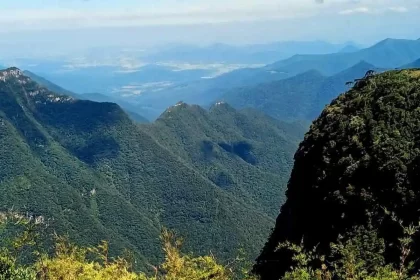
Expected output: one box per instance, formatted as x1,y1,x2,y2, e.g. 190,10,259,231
222,61,378,121
0,69,159,265
255,69,420,279
23,71,150,123
142,102,304,218
0,68,300,267
221,70,325,121
23,70,80,98
78,92,152,122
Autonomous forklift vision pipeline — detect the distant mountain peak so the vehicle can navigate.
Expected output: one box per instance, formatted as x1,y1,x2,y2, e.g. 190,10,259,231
167,101,189,111
293,69,325,80
378,37,393,43
1,66,22,73
160,101,199,118
372,37,410,48
335,60,377,77
0,67,23,82
209,101,236,113
175,101,187,106
352,60,375,68
0,67,75,104
339,44,359,53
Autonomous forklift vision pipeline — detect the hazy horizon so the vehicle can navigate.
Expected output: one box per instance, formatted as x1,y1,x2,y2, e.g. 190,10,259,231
0,0,418,59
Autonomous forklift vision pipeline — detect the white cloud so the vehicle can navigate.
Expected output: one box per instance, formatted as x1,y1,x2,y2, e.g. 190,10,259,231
388,6,409,13
338,1,413,15
0,0,416,32
339,7,371,14
0,0,328,31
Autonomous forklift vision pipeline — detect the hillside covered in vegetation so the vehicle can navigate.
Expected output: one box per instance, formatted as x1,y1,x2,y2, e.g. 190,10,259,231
142,102,305,217
0,68,303,270
255,69,420,279
3,69,420,280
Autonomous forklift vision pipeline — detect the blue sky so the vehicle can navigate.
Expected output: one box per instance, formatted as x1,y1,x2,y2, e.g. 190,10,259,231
0,0,418,51
0,0,417,25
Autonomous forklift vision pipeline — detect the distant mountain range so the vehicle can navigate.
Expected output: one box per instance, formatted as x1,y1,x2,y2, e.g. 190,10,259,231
146,41,361,64
338,44,360,53
134,38,420,118
266,38,420,76
15,38,420,122
221,61,382,121
0,68,303,267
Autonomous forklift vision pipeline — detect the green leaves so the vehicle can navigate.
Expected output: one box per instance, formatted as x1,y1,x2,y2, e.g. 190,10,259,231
256,70,420,279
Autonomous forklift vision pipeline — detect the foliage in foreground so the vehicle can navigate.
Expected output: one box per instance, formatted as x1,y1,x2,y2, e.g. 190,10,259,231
2,211,420,280
280,222,420,280
0,68,303,263
35,230,243,280
0,213,256,280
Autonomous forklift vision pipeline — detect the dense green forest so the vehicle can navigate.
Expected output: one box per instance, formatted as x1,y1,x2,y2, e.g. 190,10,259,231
3,68,420,279
0,68,303,272
255,69,420,279
142,102,305,217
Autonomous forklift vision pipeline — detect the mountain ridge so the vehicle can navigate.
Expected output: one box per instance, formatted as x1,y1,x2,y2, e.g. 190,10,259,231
22,70,150,122
221,60,380,121
266,38,420,76
143,101,303,218
0,68,301,268
134,38,418,116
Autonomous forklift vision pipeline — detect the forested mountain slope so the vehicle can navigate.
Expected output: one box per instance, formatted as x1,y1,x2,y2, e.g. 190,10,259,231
222,61,379,121
23,70,149,122
23,70,80,98
255,69,420,279
142,102,305,217
0,68,301,268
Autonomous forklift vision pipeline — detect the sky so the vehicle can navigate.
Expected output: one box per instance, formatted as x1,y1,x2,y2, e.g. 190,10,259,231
0,0,418,56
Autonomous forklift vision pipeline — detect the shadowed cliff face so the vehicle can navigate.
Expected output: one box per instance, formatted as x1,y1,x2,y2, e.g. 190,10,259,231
255,69,420,280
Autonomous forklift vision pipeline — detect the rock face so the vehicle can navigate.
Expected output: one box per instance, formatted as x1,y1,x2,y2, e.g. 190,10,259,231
254,69,420,279
0,67,23,81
